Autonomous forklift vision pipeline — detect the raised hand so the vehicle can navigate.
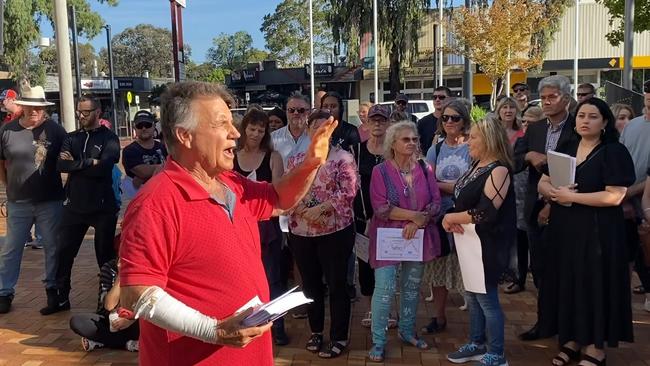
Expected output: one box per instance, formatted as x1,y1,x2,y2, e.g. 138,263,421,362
303,116,339,168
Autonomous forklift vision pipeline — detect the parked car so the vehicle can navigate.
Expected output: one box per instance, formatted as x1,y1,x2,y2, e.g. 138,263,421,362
378,100,434,121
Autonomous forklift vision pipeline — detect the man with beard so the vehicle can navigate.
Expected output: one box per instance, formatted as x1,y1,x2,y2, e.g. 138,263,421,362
122,110,167,190
512,83,530,113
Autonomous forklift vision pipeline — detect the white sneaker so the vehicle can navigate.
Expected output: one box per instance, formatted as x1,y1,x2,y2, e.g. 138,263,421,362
126,340,139,352
81,337,104,351
644,297,650,312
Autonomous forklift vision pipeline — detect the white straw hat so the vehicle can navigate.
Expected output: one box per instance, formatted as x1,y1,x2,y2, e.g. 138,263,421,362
14,86,55,107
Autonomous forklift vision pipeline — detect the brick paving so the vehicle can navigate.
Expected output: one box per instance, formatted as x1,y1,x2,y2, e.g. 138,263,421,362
1,205,650,365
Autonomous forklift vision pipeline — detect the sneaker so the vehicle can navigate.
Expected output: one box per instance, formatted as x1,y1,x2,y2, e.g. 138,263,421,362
125,340,139,352
361,311,372,328
475,352,508,366
644,297,650,312
0,295,13,314
447,343,487,364
81,337,104,352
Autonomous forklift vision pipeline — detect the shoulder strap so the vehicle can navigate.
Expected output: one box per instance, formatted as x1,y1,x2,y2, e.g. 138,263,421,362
418,159,434,201
435,140,444,161
379,162,400,206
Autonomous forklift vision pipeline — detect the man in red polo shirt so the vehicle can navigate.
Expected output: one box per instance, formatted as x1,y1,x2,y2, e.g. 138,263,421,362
118,82,338,366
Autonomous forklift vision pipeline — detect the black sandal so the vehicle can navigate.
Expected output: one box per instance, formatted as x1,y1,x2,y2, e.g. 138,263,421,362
318,341,347,358
579,354,606,366
305,333,323,353
552,346,580,366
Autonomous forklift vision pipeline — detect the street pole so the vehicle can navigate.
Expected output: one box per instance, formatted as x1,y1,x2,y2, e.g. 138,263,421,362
623,0,634,90
0,0,4,56
53,0,76,132
105,25,118,134
438,0,443,87
373,0,379,103
70,5,82,101
462,0,472,101
309,0,315,108
573,0,579,99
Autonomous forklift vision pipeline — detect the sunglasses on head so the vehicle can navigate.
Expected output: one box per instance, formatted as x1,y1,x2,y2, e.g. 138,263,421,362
288,107,307,114
441,114,462,123
513,87,528,93
432,95,447,100
135,122,153,129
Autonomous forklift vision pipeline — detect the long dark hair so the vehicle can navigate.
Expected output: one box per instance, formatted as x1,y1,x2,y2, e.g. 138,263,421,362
266,106,287,127
575,97,619,144
239,109,273,152
321,91,345,122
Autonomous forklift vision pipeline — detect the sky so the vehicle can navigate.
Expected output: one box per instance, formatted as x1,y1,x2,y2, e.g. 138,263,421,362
41,0,283,63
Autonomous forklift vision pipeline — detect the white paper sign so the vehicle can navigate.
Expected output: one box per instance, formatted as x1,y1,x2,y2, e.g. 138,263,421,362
453,224,487,294
355,233,370,262
376,228,424,261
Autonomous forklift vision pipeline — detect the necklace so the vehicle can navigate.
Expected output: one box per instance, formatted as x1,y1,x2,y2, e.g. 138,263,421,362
394,162,411,197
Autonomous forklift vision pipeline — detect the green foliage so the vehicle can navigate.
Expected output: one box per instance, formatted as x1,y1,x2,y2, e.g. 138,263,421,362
470,105,488,122
529,0,572,64
260,0,333,67
329,0,429,97
39,43,103,77
98,24,176,78
597,0,650,46
186,62,226,83
1,0,118,83
206,31,268,71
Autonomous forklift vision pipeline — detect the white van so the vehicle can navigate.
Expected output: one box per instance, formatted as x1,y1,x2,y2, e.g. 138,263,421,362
378,100,435,121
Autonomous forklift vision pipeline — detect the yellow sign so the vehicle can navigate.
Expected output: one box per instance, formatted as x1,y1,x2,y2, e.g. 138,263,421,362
126,91,133,104
609,58,617,67
618,56,650,69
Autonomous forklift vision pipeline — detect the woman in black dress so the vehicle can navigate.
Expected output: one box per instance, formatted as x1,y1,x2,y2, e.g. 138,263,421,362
233,109,287,345
538,98,635,366
443,119,516,366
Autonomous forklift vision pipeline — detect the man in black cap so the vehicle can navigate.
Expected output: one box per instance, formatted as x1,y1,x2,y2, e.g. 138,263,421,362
512,82,530,113
122,110,167,190
394,94,418,124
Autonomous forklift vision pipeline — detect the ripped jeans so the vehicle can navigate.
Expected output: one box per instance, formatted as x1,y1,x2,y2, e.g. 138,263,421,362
370,262,424,346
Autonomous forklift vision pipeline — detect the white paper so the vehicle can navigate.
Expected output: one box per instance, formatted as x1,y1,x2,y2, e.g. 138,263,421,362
453,224,487,294
355,233,370,262
376,228,424,261
279,215,289,233
241,286,313,327
547,150,576,187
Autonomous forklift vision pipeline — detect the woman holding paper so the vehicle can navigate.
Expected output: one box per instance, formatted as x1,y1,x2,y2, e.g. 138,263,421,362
367,121,441,362
287,109,358,359
442,119,516,366
537,98,635,366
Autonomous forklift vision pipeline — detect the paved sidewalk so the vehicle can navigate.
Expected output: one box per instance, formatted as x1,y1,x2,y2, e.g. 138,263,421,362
1,234,650,365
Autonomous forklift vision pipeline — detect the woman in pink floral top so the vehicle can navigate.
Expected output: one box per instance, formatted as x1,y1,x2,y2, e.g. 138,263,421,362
286,110,358,359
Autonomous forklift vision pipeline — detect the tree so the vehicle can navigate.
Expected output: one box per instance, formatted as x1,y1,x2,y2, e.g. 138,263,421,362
99,24,178,78
447,0,548,108
1,0,118,84
186,62,226,83
329,0,429,99
597,0,650,46
260,0,333,67
206,31,268,71
39,43,104,76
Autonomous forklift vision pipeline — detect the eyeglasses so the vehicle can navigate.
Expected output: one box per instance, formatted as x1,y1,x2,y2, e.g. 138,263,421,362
513,87,528,93
368,117,389,124
287,107,307,114
135,122,153,129
395,100,407,105
432,95,447,100
441,114,463,123
399,136,419,143
576,92,592,97
75,109,96,117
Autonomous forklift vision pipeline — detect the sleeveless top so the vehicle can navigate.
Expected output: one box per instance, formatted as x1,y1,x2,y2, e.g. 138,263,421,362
234,151,273,183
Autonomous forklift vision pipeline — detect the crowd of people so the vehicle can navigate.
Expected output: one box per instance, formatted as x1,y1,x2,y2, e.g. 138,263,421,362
0,76,648,366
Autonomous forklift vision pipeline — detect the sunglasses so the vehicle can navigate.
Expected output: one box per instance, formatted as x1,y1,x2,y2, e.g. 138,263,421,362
75,109,96,117
400,136,419,143
576,92,592,97
513,87,528,93
288,107,307,114
135,122,153,129
441,114,463,123
432,95,447,100
396,100,407,105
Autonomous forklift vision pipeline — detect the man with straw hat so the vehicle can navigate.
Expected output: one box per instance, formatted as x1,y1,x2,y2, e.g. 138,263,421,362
0,85,67,314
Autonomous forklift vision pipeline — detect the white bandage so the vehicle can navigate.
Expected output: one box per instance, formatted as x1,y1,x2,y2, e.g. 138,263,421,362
134,286,218,344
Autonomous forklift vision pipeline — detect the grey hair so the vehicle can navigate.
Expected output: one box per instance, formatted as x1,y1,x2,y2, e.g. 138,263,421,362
286,92,310,107
384,121,419,160
538,75,572,96
160,82,235,155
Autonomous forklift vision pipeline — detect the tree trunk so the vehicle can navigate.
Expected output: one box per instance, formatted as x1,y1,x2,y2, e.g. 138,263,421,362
490,77,505,111
388,43,401,100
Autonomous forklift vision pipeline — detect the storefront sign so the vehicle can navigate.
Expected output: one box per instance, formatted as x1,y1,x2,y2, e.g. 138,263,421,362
305,63,334,78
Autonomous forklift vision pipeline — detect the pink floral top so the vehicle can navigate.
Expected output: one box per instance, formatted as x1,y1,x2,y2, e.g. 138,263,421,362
287,147,359,237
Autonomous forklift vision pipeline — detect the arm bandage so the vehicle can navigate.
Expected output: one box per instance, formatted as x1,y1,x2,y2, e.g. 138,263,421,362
134,286,218,344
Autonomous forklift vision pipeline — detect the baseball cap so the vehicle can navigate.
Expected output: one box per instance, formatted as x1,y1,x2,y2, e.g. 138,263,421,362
395,94,408,103
133,110,155,124
0,89,18,101
368,105,390,120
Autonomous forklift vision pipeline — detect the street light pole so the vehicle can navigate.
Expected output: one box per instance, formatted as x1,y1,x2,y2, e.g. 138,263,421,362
462,0,472,101
105,25,118,134
623,0,634,90
309,0,315,108
53,0,76,132
70,5,82,101
573,0,579,99
373,0,379,103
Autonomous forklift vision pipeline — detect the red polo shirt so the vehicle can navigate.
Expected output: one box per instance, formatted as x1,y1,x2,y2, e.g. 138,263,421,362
120,158,277,366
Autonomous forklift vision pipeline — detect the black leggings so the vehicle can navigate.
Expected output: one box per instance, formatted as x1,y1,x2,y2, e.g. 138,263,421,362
69,313,139,349
289,225,354,341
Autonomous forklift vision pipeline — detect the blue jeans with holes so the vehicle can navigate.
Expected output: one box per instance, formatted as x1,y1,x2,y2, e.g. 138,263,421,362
371,261,424,346
0,200,63,296
465,286,505,355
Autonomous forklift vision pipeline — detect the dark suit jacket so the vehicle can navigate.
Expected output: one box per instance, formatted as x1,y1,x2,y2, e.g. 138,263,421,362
513,114,578,225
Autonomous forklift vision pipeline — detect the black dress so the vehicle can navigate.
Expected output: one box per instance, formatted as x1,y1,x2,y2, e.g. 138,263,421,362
453,161,517,289
538,142,635,348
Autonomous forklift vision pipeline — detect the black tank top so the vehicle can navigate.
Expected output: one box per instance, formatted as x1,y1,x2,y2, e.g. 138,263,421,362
234,151,273,183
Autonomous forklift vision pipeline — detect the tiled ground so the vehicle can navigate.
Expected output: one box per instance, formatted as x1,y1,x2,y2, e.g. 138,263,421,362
1,207,650,365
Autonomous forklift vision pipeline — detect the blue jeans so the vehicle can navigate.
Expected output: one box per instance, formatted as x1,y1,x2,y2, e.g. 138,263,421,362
0,200,63,296
371,262,424,346
465,287,505,355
